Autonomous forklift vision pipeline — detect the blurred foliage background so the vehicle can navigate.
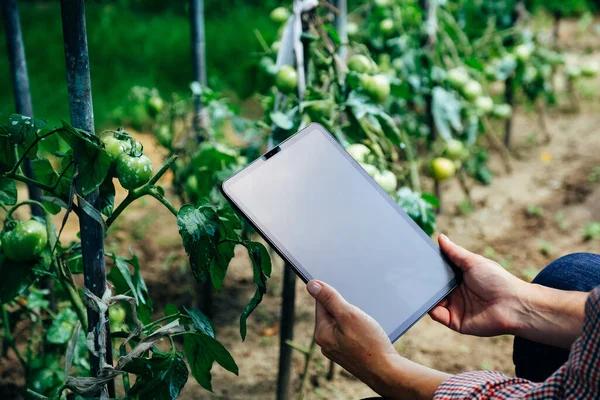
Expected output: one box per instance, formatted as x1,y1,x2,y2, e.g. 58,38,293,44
0,0,597,127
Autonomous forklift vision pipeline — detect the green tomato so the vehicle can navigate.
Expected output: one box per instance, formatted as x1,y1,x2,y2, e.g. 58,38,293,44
374,0,393,7
445,139,465,160
346,143,371,162
147,96,164,117
130,103,148,131
359,162,379,178
431,157,456,181
307,101,332,119
581,62,599,78
109,304,126,326
154,125,172,148
515,44,533,63
116,154,153,190
475,96,494,114
379,19,395,36
186,174,199,194
270,7,291,24
492,104,513,120
275,65,298,93
347,54,372,74
462,80,483,100
447,68,469,89
102,135,132,162
374,169,397,193
347,22,359,39
2,220,48,262
259,56,277,76
361,74,390,103
484,64,498,80
271,40,282,53
392,58,404,71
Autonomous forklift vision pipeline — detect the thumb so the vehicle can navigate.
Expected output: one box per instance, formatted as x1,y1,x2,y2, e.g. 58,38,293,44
306,280,349,319
438,234,482,272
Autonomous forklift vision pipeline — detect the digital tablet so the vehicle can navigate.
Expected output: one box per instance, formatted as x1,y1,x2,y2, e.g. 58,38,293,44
222,123,459,342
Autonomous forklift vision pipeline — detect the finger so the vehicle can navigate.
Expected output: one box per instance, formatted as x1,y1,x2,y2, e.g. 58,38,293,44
429,305,451,327
306,280,350,319
315,300,334,328
438,234,481,271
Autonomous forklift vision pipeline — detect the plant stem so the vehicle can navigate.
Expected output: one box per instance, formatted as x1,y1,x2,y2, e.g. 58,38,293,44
25,389,50,400
399,130,421,193
297,338,317,400
1,305,27,371
8,128,62,176
105,155,177,228
142,313,190,332
43,209,87,327
6,199,46,219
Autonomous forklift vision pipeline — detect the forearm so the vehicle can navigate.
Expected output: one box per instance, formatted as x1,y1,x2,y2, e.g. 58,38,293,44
511,283,588,348
368,353,450,400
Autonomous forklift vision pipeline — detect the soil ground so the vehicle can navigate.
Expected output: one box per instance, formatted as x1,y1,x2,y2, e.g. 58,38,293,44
2,18,600,400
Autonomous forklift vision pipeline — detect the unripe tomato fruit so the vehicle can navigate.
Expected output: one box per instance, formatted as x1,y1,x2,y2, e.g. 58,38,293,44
462,80,482,100
359,162,379,178
347,22,359,38
447,68,469,88
374,169,397,193
515,44,533,63
431,157,456,181
117,154,153,190
270,7,291,24
379,19,395,36
109,304,126,325
147,96,164,117
276,65,298,93
154,125,172,147
2,220,48,262
492,104,512,119
445,139,464,160
475,96,494,114
102,136,132,162
374,0,393,7
360,74,391,103
271,40,281,53
186,174,199,194
347,54,372,74
346,143,371,162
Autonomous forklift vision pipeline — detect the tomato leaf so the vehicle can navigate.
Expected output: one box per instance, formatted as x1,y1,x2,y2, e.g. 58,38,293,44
431,86,463,140
123,352,188,400
239,241,269,341
323,23,340,45
99,177,115,218
0,135,16,172
0,178,17,205
59,121,111,195
7,114,45,159
108,251,153,324
177,203,221,282
184,306,215,338
184,333,238,392
397,187,437,236
47,308,78,344
0,256,35,305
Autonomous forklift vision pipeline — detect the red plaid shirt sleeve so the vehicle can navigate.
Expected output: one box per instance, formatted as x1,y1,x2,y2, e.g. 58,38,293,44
434,286,600,399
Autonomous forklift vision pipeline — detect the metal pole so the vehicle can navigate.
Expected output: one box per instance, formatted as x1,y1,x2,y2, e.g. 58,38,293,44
276,264,297,400
190,0,207,141
60,1,114,396
2,0,43,218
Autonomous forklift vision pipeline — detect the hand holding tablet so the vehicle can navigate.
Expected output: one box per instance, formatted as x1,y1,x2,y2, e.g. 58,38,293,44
222,123,459,341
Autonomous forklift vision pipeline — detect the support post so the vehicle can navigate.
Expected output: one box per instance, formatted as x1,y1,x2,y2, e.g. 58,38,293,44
276,264,297,400
60,1,114,396
190,0,207,141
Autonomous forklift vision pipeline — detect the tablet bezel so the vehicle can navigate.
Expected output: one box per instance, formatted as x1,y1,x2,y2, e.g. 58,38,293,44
222,123,459,342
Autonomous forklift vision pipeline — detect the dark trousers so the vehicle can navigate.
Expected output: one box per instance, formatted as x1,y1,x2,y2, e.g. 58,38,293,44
513,252,600,382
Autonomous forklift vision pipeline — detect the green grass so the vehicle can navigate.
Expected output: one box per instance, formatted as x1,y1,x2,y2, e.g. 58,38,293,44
0,3,278,127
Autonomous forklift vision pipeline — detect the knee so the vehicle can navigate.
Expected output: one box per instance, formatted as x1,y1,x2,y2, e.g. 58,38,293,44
533,253,600,292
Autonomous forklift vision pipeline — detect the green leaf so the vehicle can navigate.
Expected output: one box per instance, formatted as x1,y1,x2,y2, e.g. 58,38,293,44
247,241,272,277
0,135,16,172
7,114,45,158
184,307,215,338
431,86,463,140
108,251,153,324
123,352,188,400
47,308,78,344
177,204,221,282
210,241,235,291
0,256,35,305
59,121,111,195
239,242,269,341
165,304,179,317
397,187,437,236
323,24,340,45
0,178,17,205
270,111,294,131
185,333,238,392
99,177,115,218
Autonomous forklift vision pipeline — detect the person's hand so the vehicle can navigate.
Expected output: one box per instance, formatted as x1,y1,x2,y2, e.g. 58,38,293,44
306,280,397,389
429,234,530,337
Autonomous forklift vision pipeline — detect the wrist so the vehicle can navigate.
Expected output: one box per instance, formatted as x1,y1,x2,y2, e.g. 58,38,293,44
505,280,540,336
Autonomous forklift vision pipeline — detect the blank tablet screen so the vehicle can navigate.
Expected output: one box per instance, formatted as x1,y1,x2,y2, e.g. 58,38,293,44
223,124,457,341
